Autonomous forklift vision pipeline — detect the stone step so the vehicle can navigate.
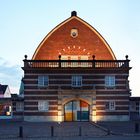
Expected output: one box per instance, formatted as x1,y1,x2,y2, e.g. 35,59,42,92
0,121,108,138
53,122,107,136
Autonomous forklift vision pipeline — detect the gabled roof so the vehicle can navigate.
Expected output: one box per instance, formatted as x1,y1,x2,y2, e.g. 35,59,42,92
0,84,8,94
32,11,116,60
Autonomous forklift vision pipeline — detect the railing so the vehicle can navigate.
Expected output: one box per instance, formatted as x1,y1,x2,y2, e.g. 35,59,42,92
23,59,130,68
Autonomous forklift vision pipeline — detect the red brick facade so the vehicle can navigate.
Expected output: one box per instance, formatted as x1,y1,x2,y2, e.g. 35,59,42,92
32,14,116,60
13,11,132,122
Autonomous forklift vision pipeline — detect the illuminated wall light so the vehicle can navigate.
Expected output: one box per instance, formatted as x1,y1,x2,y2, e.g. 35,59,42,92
83,49,86,52
68,46,70,49
78,46,81,49
92,110,97,122
92,115,96,122
58,110,63,122
58,116,63,122
63,49,65,51
96,116,104,122
73,45,75,49
6,112,11,116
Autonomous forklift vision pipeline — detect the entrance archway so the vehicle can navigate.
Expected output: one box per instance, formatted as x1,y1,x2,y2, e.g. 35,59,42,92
64,100,89,121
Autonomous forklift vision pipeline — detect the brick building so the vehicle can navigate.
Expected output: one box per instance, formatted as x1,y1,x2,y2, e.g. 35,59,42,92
13,11,132,122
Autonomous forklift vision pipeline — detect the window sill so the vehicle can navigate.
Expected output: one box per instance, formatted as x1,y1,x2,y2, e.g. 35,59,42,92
38,86,49,89
71,86,82,89
105,86,116,89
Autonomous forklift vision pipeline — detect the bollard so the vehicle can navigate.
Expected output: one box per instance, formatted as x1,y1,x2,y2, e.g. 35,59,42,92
19,126,23,138
51,126,54,137
107,129,110,135
79,126,82,136
135,123,139,133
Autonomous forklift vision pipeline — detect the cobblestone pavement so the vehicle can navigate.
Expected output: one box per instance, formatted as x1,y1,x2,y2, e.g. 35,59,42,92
97,121,140,134
1,135,140,140
0,120,140,140
0,121,107,139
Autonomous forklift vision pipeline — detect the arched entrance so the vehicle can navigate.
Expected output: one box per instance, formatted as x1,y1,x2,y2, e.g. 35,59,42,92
64,100,89,121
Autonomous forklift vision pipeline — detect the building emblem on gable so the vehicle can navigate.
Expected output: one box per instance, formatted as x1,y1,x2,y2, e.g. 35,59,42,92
71,28,78,38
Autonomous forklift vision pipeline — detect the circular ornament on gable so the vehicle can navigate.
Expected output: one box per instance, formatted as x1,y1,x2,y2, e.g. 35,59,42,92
71,28,78,38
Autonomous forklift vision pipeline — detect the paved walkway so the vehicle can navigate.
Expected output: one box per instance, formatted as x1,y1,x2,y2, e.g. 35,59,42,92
1,136,140,140
0,120,140,139
0,121,107,139
97,121,140,134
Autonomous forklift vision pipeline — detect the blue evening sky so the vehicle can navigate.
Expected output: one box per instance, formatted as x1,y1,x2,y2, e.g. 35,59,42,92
0,0,140,96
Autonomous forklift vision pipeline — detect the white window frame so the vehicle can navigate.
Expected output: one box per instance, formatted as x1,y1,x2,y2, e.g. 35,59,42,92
16,102,24,112
38,100,49,111
38,75,49,87
105,101,115,111
71,75,82,87
105,75,115,88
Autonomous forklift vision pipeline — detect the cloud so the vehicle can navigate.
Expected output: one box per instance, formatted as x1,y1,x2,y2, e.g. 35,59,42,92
0,57,22,93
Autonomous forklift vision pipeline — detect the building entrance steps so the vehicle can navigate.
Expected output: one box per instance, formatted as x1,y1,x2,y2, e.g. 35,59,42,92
0,120,140,139
0,121,108,138
54,122,107,136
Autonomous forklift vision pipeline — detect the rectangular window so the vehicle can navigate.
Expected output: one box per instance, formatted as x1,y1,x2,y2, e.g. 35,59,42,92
38,75,49,87
72,75,82,87
105,101,115,111
38,101,49,111
105,76,115,87
16,102,24,112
